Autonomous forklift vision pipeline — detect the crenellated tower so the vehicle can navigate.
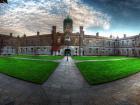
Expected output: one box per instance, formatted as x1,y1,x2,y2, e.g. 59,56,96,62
63,15,73,33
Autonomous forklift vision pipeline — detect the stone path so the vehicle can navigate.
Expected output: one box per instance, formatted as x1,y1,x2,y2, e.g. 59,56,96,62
43,56,89,105
0,57,140,105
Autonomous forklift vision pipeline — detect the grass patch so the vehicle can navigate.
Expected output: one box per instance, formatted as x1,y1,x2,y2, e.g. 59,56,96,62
0,57,59,84
72,56,130,60
10,55,63,60
76,59,140,85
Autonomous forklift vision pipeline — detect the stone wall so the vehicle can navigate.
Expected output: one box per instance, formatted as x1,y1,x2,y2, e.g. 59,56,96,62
85,35,140,57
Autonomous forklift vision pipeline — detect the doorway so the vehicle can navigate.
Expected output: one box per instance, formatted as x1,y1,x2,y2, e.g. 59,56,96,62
64,49,71,56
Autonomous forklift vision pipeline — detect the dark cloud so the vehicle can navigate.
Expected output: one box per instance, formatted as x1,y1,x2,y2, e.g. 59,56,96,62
85,0,140,33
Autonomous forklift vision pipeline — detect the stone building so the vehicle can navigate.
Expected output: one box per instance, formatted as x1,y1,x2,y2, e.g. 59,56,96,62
0,16,140,57
86,34,140,57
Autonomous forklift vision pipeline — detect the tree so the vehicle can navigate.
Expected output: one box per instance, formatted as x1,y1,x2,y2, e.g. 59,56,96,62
0,0,8,3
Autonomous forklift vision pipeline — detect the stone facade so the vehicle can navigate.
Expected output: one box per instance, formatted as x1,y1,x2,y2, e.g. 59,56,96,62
1,30,140,57
0,16,140,57
0,27,106,56
86,34,140,57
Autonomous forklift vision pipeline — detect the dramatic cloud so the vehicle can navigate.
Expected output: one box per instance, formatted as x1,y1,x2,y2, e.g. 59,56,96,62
0,0,111,36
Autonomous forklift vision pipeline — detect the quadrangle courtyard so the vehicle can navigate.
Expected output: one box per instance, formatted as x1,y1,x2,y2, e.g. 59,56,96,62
0,55,139,105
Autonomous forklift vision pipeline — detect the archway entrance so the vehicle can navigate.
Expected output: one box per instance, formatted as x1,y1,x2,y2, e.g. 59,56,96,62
64,49,71,56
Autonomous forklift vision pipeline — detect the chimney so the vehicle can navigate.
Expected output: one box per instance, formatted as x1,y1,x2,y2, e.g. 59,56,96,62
10,33,13,37
117,36,119,39
37,31,40,36
17,35,20,38
80,26,83,32
52,26,57,44
52,26,56,34
80,26,84,37
24,34,26,37
124,34,126,38
110,35,113,38
96,32,99,37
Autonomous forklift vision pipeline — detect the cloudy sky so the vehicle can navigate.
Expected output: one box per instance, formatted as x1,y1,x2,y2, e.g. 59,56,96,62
0,0,140,37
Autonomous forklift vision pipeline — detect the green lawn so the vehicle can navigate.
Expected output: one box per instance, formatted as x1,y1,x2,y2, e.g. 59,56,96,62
10,55,63,60
72,56,130,60
0,57,59,84
76,58,140,85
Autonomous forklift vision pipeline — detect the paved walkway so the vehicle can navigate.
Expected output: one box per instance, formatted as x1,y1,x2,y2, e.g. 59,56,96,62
0,57,139,105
